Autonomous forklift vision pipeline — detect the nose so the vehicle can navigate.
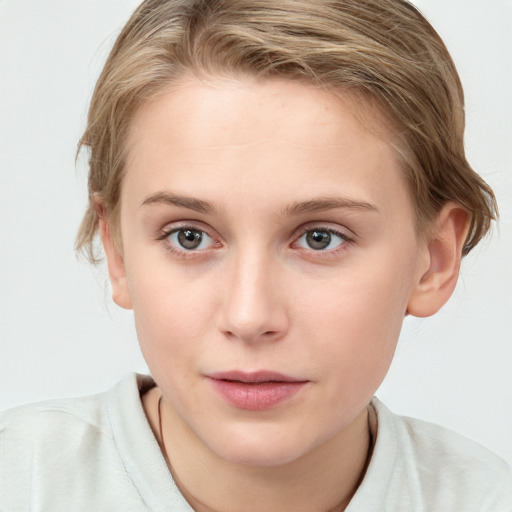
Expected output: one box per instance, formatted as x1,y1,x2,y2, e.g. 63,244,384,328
216,248,289,344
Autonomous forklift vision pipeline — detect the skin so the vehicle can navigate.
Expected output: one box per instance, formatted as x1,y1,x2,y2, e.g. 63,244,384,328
100,76,469,511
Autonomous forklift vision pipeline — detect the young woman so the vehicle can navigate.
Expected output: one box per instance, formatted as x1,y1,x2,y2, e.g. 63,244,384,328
1,1,511,510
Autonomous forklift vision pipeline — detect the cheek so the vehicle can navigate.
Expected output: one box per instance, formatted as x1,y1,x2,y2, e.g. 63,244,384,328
125,257,219,369
298,251,416,393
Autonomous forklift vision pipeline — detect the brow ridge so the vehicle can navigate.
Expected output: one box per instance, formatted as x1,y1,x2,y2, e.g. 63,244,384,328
141,192,215,214
141,192,378,217
283,197,379,216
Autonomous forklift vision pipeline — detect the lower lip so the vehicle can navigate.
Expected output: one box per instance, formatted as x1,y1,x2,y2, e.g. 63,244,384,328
208,378,307,410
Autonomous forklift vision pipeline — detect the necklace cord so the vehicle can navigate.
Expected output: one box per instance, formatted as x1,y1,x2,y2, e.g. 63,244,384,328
158,394,169,463
157,393,375,509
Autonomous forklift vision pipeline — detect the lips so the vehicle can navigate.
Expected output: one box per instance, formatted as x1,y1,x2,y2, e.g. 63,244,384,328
206,371,308,410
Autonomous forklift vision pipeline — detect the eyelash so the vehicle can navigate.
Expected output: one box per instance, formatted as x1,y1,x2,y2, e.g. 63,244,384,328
156,223,353,258
157,224,219,259
292,225,353,253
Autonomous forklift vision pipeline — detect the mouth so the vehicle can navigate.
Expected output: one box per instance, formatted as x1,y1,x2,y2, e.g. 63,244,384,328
208,370,306,383
206,370,309,410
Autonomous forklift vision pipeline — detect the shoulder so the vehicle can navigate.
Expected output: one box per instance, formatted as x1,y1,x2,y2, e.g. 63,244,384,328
0,387,110,440
0,373,155,511
389,403,512,483
400,413,508,465
349,399,512,512
0,373,154,437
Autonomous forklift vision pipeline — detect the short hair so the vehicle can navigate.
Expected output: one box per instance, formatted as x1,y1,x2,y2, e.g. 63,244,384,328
76,0,497,263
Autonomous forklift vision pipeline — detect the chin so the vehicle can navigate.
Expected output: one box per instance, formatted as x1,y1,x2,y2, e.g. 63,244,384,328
216,442,304,467
206,424,322,467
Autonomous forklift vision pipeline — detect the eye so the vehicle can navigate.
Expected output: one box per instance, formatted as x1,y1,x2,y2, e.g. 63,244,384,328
167,228,215,251
295,228,347,251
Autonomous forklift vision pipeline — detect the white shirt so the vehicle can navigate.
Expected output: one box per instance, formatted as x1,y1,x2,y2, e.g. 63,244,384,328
1,374,511,511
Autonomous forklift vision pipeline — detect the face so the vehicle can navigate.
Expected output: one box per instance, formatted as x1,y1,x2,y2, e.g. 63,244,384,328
112,76,430,466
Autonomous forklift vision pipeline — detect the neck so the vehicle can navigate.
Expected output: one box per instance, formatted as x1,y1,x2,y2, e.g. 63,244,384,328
144,388,373,512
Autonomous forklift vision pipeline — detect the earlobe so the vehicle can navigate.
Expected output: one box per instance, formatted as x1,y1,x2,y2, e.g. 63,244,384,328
407,203,470,318
98,215,133,310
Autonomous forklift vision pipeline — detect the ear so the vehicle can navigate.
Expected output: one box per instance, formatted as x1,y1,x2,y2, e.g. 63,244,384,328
407,202,470,318
97,212,133,310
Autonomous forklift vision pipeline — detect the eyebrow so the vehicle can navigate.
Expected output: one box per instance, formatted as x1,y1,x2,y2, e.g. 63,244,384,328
141,192,216,214
282,197,379,216
141,192,379,217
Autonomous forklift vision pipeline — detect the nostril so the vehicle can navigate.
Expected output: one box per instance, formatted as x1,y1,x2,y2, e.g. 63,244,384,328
223,329,281,342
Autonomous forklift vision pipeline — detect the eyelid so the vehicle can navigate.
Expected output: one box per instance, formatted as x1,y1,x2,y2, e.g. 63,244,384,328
156,220,218,241
169,228,215,251
292,222,354,241
291,223,354,253
154,220,354,258
156,221,223,257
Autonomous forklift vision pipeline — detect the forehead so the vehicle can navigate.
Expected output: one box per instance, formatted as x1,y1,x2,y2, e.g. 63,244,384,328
126,75,392,154
122,76,411,219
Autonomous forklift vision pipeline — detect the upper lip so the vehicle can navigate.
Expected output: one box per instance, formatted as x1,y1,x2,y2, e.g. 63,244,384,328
207,370,307,383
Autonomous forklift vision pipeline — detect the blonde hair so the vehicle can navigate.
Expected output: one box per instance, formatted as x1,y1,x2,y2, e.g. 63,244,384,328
77,0,497,262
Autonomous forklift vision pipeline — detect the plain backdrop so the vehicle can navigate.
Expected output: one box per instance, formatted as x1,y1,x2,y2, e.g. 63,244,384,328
1,0,511,465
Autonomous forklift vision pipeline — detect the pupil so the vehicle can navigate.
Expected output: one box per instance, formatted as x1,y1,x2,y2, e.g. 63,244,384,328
178,229,202,249
306,230,331,250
